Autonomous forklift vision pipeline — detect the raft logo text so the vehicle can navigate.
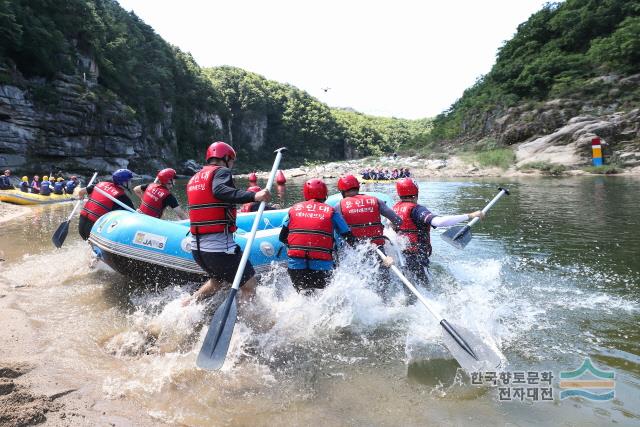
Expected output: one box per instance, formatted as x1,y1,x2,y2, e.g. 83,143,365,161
471,358,615,402
133,231,167,250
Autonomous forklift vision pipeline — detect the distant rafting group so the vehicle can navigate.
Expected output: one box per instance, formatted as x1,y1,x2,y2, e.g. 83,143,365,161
360,167,411,181
0,169,79,195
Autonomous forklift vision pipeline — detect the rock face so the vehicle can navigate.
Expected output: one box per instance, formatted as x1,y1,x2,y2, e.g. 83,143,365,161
461,74,640,167
0,68,259,175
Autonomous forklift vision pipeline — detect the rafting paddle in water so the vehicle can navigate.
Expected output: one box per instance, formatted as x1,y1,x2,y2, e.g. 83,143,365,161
441,187,509,249
52,172,98,248
196,147,287,371
375,248,503,374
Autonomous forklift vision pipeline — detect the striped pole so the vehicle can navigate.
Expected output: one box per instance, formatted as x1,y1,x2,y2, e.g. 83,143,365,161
592,137,603,166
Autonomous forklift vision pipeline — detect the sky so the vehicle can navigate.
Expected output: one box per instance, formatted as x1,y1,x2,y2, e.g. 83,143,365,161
116,0,552,120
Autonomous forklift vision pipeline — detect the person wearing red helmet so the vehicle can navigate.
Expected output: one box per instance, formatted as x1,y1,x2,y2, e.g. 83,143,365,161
77,169,135,240
392,178,484,284
133,168,188,220
278,178,354,293
239,185,280,213
184,141,271,305
334,174,400,288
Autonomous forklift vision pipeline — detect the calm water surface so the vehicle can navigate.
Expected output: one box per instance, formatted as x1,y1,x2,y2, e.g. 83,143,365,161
0,175,638,426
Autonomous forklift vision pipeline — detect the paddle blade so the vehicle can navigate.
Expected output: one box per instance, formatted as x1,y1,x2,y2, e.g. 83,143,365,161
440,321,504,374
196,289,239,370
441,225,472,249
52,220,70,248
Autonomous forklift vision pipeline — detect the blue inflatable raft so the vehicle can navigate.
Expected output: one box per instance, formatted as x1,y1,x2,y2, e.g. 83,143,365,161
88,192,393,285
89,209,290,285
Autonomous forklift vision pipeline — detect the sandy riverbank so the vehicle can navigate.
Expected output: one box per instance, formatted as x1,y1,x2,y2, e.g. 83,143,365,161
239,154,640,181
0,213,162,426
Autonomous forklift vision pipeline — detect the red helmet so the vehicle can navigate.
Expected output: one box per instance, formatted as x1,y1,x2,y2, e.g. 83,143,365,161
247,186,261,193
303,178,328,201
396,178,419,197
205,141,236,163
157,168,177,185
337,174,360,192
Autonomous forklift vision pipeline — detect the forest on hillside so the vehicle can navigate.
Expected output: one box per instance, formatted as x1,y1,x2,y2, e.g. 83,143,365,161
0,0,430,169
429,0,640,143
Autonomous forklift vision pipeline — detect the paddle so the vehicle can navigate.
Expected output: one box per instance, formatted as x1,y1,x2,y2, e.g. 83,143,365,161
375,248,503,374
52,172,98,248
91,184,138,214
196,147,287,370
441,187,509,249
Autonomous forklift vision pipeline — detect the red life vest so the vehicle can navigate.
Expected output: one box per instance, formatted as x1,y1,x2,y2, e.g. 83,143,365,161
240,202,254,213
339,194,384,246
287,201,335,261
393,201,431,255
80,182,125,222
138,183,171,218
187,165,237,235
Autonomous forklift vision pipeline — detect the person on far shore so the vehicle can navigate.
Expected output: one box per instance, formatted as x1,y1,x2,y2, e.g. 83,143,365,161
0,170,12,190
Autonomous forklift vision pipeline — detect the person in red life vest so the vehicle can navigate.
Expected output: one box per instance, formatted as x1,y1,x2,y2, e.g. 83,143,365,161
183,141,271,305
334,174,399,284
278,178,355,293
77,169,135,240
239,185,280,213
133,168,188,220
392,178,484,284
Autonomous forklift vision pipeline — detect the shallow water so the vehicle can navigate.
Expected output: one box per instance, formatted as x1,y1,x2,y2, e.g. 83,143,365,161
0,176,638,425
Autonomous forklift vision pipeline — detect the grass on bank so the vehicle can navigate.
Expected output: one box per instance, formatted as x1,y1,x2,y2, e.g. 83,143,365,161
518,161,567,175
582,164,622,174
459,147,516,169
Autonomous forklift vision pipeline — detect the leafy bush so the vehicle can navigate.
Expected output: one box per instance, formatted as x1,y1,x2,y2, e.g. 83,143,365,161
583,164,622,174
519,161,567,175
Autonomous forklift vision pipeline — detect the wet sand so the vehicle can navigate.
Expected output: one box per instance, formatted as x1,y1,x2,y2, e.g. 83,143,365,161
0,213,162,426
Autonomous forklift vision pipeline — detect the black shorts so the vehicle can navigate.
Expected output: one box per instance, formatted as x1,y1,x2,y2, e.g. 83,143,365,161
192,247,256,286
287,268,332,293
78,215,94,241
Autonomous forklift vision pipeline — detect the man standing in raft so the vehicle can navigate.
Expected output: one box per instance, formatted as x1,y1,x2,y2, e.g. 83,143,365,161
279,178,355,293
392,178,484,284
77,169,135,240
133,168,188,220
183,141,271,305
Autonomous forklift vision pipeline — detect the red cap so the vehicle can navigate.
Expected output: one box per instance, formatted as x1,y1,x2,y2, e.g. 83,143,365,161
337,175,360,192
303,178,328,201
205,141,236,163
396,178,419,197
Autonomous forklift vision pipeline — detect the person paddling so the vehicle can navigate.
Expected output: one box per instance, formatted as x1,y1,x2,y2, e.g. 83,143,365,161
77,169,135,240
39,175,52,196
183,141,271,305
392,178,484,284
279,178,355,293
334,174,399,284
133,168,188,220
53,177,65,195
239,186,279,213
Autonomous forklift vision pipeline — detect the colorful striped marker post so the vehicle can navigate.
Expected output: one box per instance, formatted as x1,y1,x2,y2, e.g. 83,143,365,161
592,137,603,166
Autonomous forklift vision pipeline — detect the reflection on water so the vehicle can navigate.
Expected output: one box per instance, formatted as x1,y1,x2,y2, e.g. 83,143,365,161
0,176,638,425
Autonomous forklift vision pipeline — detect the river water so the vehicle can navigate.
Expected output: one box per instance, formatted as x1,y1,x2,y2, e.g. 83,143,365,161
0,176,638,425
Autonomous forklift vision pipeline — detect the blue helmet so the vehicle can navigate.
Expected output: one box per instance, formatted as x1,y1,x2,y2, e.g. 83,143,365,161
112,168,133,185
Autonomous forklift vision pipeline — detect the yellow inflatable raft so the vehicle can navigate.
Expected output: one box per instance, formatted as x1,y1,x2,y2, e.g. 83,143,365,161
0,189,77,205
